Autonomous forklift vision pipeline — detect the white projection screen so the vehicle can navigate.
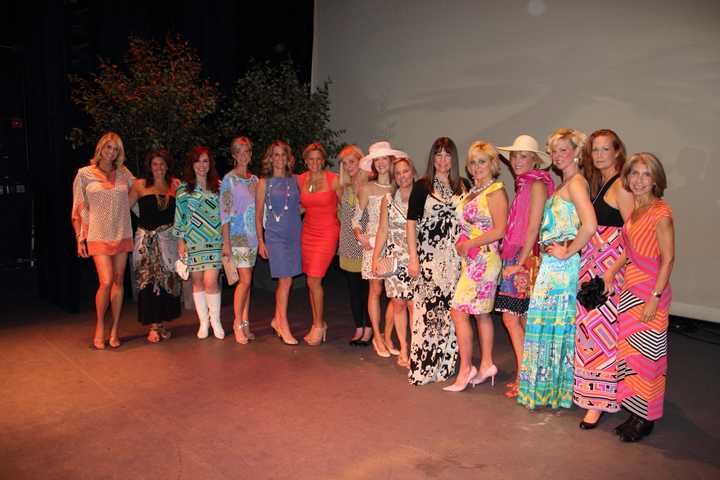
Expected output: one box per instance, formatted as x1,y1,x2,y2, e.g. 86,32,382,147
313,0,720,322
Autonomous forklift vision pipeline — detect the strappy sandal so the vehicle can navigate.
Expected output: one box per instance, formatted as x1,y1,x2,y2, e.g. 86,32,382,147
157,324,172,340
147,326,161,344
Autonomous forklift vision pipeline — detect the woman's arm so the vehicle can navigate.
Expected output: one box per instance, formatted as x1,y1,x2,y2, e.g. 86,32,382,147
255,178,268,259
352,184,373,250
71,170,89,258
475,188,508,246
406,220,419,278
547,176,597,259
173,187,189,258
612,180,635,222
503,181,547,278
641,215,675,322
372,196,390,274
128,179,143,209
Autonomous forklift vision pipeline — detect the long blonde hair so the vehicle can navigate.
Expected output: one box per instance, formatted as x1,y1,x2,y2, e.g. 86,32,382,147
91,132,126,168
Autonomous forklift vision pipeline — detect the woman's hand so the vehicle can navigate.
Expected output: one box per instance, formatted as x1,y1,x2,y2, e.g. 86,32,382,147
77,239,88,258
178,240,187,259
358,234,373,251
601,270,616,296
408,257,420,278
372,259,379,276
641,297,659,323
222,242,232,260
455,239,471,257
258,241,268,260
545,243,569,260
502,264,523,279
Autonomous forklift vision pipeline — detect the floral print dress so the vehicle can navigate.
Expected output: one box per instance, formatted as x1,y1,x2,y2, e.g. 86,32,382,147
383,190,413,300
451,181,504,314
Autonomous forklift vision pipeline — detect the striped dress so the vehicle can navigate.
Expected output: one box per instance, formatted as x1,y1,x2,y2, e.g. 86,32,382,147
617,200,672,421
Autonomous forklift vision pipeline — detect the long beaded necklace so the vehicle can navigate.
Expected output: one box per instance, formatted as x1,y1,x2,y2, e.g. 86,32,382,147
266,177,291,223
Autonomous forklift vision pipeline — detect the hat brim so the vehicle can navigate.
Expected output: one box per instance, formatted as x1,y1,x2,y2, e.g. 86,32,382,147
496,146,551,168
359,149,408,171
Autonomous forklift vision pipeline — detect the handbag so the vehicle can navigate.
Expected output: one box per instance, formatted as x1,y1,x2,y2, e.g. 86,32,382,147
577,276,607,310
175,257,189,281
222,254,239,285
374,255,398,278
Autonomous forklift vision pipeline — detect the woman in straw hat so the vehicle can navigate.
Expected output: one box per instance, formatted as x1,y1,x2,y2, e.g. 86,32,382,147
494,134,555,398
353,141,406,357
517,128,597,410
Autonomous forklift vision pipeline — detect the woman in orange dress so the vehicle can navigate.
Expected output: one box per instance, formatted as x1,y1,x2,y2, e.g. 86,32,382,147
298,143,341,345
72,132,135,350
603,152,674,442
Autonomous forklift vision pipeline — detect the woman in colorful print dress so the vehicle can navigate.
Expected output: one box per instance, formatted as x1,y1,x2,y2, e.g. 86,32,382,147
445,141,507,392
603,153,674,442
298,143,341,346
372,156,415,367
337,145,371,345
573,129,634,429
129,149,181,344
174,146,225,340
72,132,135,350
255,140,302,345
495,135,555,398
354,141,405,357
517,128,597,409
406,137,468,385
221,136,259,345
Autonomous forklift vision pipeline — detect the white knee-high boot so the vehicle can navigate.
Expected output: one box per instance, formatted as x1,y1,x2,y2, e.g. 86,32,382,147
206,292,224,339
192,291,210,339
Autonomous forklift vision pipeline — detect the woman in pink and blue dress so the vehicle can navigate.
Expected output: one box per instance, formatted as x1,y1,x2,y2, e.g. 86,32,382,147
72,132,135,350
444,141,508,392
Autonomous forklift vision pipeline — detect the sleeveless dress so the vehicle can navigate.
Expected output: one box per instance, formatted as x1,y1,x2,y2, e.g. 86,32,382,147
220,173,259,267
407,178,462,386
617,200,672,421
573,175,624,412
518,192,581,409
360,191,391,280
451,181,504,314
173,182,223,272
299,171,340,277
263,176,302,278
383,190,412,300
338,185,365,273
133,195,181,325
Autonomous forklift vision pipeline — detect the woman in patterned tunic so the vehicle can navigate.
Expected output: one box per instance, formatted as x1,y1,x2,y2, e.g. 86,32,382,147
129,149,181,344
603,153,674,442
255,140,302,345
337,145,371,345
444,141,507,391
174,146,225,340
518,128,597,409
72,132,135,350
573,130,634,429
372,157,415,367
354,141,406,357
221,137,259,345
495,135,555,398
406,137,468,385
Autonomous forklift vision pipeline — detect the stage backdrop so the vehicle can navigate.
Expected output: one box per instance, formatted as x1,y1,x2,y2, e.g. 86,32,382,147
312,0,720,322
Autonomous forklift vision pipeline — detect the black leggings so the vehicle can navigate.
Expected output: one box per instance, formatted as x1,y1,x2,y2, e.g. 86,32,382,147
343,270,370,328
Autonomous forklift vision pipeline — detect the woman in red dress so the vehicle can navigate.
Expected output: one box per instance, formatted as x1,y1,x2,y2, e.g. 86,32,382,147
298,143,341,345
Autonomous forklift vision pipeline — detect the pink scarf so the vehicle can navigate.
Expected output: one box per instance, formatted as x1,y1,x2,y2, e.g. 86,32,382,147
501,169,555,260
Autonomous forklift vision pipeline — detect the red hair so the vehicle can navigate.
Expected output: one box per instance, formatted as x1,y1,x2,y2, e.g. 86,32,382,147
184,146,220,193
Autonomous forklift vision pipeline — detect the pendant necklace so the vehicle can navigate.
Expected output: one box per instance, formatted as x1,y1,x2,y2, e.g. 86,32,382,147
267,178,290,222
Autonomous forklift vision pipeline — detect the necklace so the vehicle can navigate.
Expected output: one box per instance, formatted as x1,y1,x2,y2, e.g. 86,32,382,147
266,178,291,222
373,181,393,188
307,173,324,193
470,179,494,195
592,173,617,204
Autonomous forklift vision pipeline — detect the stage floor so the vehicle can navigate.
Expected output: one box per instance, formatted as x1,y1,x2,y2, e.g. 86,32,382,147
1,268,719,479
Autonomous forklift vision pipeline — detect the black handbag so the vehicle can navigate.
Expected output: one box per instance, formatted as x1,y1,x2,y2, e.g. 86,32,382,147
577,276,607,310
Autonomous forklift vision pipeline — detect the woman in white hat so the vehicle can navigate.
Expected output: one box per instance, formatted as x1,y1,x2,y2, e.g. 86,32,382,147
494,134,555,398
517,128,597,410
353,141,406,357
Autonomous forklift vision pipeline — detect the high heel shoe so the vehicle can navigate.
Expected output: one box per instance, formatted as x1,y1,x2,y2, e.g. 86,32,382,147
579,411,603,430
619,416,654,442
356,328,373,347
372,337,390,358
304,324,327,346
469,364,497,387
233,321,249,345
271,320,299,345
443,366,478,392
384,339,400,356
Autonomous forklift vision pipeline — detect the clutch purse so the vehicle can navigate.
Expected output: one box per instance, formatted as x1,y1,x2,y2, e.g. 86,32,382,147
577,276,607,310
456,233,480,260
222,255,239,285
374,255,398,278
175,258,189,281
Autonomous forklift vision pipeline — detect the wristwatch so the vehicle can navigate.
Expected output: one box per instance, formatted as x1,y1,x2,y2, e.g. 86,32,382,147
651,290,662,298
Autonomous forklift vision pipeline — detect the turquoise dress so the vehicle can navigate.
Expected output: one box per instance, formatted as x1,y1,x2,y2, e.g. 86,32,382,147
173,182,223,272
518,192,580,409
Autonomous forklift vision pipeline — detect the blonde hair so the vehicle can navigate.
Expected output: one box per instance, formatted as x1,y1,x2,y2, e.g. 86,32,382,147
546,128,587,157
91,132,126,168
338,144,365,186
302,142,327,165
622,152,667,198
466,140,501,179
260,140,295,177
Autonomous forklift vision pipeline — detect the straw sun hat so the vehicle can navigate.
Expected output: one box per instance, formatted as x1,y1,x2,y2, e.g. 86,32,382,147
497,135,551,168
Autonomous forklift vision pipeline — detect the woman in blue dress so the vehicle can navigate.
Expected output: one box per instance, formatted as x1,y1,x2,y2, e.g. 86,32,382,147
255,140,302,345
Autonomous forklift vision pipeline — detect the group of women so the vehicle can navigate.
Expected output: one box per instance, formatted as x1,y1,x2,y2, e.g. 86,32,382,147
72,128,675,444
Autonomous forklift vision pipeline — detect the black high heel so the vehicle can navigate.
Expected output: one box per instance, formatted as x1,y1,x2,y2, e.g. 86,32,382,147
579,412,603,430
356,328,373,347
614,413,638,435
619,417,655,442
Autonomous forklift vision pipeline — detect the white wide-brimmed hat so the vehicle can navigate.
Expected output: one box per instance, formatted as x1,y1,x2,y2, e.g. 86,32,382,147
497,135,551,168
359,141,408,172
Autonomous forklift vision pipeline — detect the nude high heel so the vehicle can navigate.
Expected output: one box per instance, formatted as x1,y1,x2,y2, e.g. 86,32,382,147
469,364,498,387
443,366,478,392
304,324,327,346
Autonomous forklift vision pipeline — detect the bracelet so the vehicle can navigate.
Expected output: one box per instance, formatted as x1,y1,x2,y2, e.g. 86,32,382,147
651,290,662,298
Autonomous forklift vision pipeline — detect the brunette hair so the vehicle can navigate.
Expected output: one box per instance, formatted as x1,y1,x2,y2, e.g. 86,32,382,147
583,129,627,197
420,137,464,195
143,149,174,187
91,131,126,168
184,146,220,193
260,140,295,177
622,152,667,198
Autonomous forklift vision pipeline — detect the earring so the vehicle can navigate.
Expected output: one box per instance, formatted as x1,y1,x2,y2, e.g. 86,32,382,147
573,157,579,164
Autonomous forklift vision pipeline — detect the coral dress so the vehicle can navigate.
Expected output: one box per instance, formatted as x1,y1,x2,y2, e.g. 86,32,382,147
299,171,340,277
